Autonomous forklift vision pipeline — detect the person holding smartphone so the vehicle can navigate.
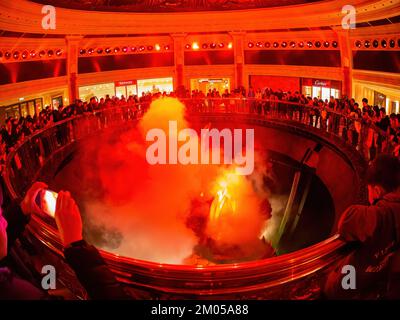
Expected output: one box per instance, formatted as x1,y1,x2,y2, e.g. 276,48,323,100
0,182,130,300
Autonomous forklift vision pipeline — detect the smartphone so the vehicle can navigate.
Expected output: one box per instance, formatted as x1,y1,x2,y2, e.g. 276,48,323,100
35,190,58,218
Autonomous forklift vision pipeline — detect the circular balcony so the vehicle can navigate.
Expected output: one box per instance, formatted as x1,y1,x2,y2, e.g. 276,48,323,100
3,98,389,299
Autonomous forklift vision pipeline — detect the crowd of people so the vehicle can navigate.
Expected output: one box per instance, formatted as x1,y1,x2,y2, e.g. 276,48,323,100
1,86,399,172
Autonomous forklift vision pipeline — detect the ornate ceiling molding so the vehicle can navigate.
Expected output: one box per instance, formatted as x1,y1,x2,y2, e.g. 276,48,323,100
0,0,398,35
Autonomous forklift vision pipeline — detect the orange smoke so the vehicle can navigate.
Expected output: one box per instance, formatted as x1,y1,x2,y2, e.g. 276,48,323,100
74,97,272,264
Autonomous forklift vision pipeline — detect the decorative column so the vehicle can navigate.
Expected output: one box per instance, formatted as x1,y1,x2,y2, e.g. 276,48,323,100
171,33,186,90
230,31,246,89
336,30,353,99
65,36,83,103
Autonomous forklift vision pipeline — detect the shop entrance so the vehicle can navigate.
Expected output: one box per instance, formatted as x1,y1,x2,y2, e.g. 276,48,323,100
115,80,138,98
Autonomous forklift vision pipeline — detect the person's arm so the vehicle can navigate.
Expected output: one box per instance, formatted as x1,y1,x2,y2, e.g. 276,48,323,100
337,205,378,243
55,191,130,300
3,182,47,251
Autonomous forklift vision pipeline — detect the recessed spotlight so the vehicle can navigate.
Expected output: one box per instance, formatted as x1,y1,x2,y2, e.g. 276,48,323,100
248,42,254,48
281,42,287,48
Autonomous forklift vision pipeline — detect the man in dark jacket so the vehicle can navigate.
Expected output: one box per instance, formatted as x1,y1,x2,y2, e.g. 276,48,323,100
325,155,400,299
0,182,130,300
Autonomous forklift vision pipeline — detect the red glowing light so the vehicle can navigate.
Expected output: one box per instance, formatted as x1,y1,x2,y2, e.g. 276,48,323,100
248,42,254,48
228,42,233,49
155,44,161,51
192,42,200,50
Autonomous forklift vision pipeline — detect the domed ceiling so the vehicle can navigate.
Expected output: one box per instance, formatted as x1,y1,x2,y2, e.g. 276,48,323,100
31,0,323,12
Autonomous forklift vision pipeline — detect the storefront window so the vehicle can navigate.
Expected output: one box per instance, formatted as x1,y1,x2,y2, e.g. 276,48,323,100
3,98,43,119
302,78,341,100
79,83,115,101
302,86,312,97
137,77,173,95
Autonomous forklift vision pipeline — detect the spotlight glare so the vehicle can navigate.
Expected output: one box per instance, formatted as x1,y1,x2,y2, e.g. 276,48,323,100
155,44,161,51
227,42,233,49
192,42,199,50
